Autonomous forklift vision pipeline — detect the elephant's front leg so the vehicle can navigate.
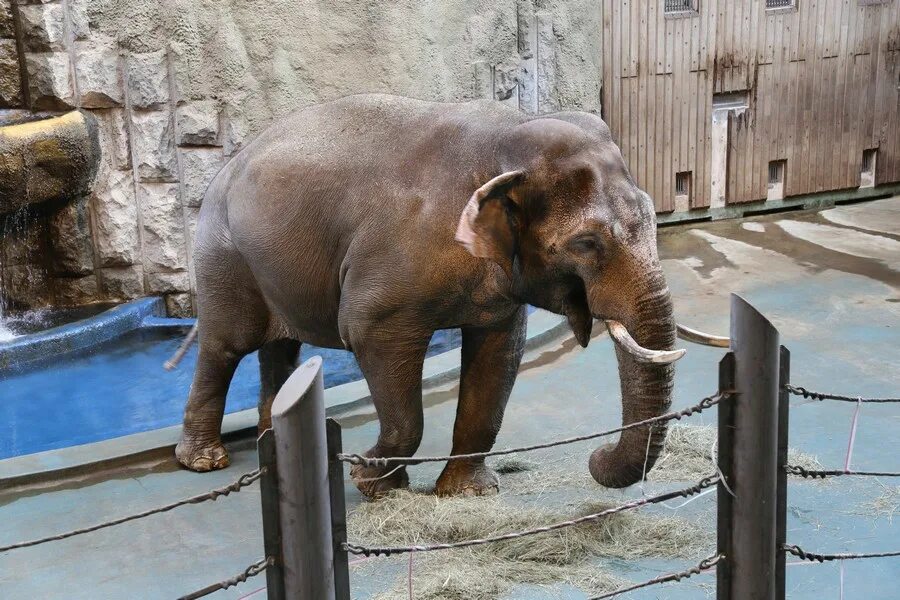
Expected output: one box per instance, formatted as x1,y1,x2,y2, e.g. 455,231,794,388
435,306,527,496
351,332,430,498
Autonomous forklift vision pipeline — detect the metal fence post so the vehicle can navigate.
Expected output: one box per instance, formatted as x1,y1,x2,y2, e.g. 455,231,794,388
728,294,781,600
716,351,736,600
271,356,336,600
775,346,791,600
257,429,285,600
326,418,351,600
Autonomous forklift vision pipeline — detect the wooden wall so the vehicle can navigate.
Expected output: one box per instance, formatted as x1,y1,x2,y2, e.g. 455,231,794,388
601,0,900,212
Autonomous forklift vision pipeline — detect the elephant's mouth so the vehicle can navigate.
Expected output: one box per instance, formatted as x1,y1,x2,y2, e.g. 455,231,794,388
563,281,725,362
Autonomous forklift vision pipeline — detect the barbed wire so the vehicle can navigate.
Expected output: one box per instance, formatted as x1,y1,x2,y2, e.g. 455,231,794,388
343,475,719,557
783,544,900,563
339,392,730,468
587,554,723,599
785,385,899,403
177,556,273,600
785,465,900,479
0,468,265,554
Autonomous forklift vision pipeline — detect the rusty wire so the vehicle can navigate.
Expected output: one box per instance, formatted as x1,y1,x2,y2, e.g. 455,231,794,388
785,385,899,403
0,468,265,554
338,391,730,468
587,553,723,599
343,475,719,557
785,465,900,479
177,556,273,600
783,544,900,563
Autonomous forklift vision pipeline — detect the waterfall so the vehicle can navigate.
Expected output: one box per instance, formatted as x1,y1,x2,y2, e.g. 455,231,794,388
0,209,34,343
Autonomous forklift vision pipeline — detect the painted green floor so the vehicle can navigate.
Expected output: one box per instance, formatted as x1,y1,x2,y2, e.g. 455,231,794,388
1,197,898,599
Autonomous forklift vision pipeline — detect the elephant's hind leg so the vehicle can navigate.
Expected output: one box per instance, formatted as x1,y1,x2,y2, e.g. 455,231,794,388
435,306,527,496
258,339,302,432
176,240,271,472
176,343,243,472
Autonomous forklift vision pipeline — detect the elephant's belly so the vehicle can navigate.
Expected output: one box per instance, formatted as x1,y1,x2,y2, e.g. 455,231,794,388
261,283,346,349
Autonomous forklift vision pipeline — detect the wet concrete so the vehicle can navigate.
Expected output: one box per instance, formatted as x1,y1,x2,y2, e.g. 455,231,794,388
0,197,898,599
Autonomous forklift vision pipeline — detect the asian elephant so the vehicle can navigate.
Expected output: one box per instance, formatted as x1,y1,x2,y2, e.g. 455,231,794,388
176,93,708,497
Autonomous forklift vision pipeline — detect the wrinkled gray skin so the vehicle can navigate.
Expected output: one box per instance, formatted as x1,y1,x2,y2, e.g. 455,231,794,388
176,94,676,497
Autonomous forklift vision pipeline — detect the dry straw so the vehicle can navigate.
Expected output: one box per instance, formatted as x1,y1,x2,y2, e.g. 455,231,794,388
347,424,822,599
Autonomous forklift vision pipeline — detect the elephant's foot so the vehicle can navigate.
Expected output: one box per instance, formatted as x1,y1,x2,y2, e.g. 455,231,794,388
351,463,409,498
435,460,499,497
175,436,230,472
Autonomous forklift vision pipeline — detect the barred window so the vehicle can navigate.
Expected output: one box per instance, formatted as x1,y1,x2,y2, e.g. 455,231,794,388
675,172,692,196
665,0,698,13
766,0,796,8
768,160,785,185
861,149,876,174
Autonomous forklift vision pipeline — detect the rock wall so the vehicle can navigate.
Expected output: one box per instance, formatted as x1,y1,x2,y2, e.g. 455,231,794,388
0,0,603,315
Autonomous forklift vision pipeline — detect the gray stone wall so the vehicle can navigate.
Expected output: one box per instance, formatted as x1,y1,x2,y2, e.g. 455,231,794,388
1,0,603,315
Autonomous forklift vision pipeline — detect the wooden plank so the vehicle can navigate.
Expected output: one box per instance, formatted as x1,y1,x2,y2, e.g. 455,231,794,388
743,0,761,202
611,2,622,142
678,19,690,174
784,61,799,195
810,0,827,192
629,0,640,78
620,0,630,78
798,30,813,193
655,35,667,207
646,0,658,199
663,71,674,211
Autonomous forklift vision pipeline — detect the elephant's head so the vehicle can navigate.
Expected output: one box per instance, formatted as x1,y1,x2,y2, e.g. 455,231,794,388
456,116,690,488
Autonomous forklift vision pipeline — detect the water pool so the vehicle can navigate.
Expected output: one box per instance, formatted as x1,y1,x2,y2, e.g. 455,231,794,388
0,323,463,460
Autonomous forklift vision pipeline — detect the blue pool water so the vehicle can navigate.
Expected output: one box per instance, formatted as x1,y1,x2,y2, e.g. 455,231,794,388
0,325,463,460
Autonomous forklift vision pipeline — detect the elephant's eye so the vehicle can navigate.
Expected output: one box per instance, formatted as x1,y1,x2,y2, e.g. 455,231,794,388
568,235,602,256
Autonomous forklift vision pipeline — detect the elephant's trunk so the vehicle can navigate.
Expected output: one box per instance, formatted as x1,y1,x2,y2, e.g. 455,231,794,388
589,272,676,488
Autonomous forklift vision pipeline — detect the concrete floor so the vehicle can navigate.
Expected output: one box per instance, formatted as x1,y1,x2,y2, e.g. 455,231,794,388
1,197,898,599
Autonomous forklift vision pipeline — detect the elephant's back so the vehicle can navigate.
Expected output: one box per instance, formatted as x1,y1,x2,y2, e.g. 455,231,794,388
222,94,521,245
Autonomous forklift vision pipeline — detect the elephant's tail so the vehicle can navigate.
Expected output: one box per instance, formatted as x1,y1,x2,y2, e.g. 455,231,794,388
163,322,199,370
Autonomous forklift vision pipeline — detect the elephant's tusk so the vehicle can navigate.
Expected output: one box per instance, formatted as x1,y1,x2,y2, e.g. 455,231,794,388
676,323,730,348
604,320,686,364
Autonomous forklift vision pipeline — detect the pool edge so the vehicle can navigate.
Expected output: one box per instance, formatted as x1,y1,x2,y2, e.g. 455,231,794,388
0,310,569,489
0,297,166,371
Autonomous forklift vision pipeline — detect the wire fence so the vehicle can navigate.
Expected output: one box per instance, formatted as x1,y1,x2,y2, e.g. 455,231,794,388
0,467,270,598
4,297,899,600
779,378,900,599
0,468,265,554
589,554,723,600
785,384,900,403
337,391,728,468
179,557,274,600
785,465,900,479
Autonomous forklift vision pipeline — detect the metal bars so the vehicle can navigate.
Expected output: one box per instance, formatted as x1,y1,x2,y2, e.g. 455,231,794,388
664,0,696,13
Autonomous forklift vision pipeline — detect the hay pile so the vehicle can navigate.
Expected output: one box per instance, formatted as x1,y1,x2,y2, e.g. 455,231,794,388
860,484,899,522
349,489,708,600
648,425,823,483
346,424,822,599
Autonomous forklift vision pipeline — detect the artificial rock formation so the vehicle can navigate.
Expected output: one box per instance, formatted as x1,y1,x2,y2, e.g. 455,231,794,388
0,0,602,316
0,111,100,216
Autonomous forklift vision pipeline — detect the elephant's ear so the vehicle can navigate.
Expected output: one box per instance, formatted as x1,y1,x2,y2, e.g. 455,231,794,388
455,170,525,277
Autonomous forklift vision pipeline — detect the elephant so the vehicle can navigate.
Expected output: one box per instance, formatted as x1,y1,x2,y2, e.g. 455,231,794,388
175,93,718,497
